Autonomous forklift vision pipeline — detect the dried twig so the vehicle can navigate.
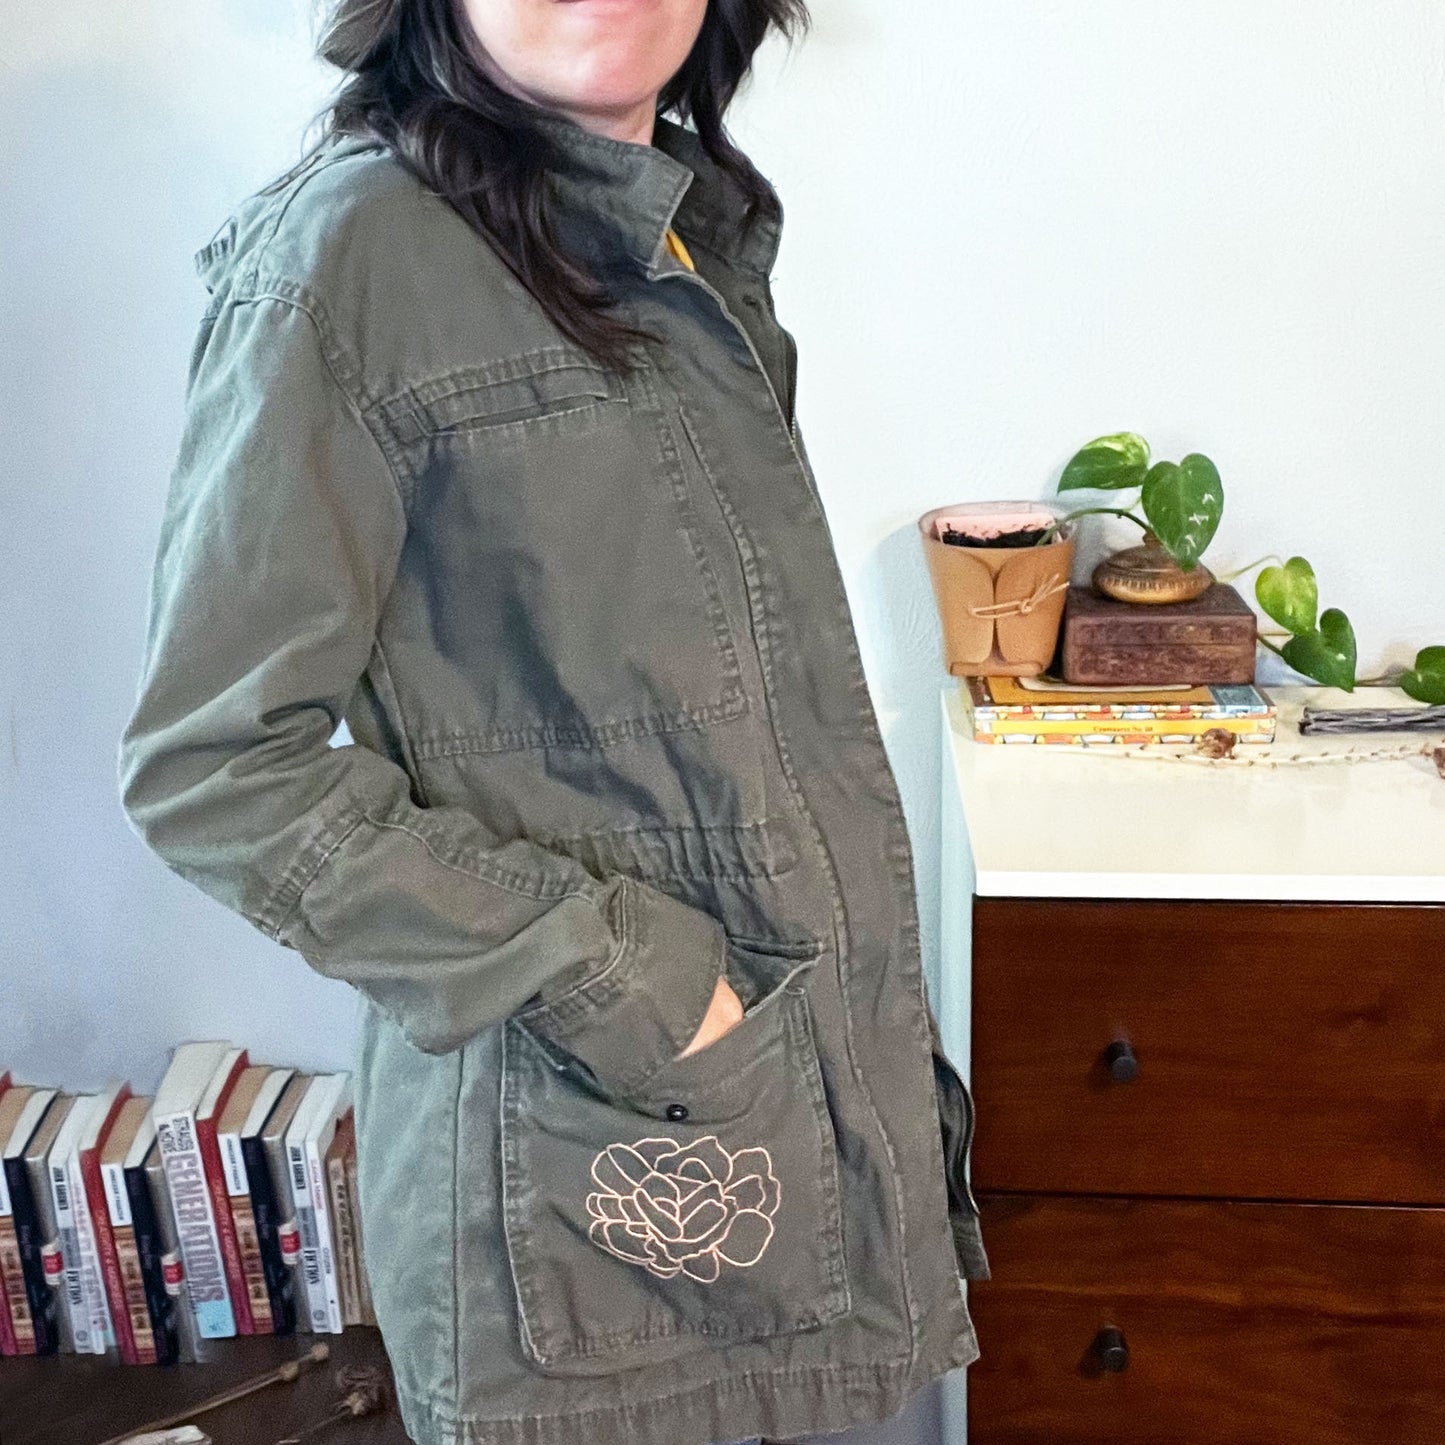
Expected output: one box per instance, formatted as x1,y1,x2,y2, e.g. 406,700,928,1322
98,1344,330,1445
274,1364,394,1444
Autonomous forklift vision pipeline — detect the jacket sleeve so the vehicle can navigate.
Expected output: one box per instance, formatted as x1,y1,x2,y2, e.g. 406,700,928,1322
117,287,725,1093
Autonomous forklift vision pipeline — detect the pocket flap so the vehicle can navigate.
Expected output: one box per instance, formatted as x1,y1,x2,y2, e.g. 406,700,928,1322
386,348,622,443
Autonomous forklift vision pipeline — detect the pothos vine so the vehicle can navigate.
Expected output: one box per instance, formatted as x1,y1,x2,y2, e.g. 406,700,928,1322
1032,432,1445,705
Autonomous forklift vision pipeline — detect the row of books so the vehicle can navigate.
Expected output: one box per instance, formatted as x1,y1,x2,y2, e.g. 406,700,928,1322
0,1041,374,1366
961,674,1278,745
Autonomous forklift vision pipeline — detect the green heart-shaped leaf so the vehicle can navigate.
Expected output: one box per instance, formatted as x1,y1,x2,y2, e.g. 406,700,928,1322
1058,432,1150,492
1398,644,1445,705
1255,556,1318,635
1140,453,1223,569
1280,608,1357,690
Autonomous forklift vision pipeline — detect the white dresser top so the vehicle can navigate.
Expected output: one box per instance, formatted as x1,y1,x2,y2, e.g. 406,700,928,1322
941,683,1445,903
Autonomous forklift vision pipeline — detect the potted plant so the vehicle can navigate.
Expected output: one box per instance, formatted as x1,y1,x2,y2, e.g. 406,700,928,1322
1038,431,1445,701
1044,431,1223,603
918,500,1077,677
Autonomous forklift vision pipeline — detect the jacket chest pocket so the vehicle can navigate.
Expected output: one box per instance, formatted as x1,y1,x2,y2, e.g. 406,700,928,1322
385,347,751,755
498,937,852,1376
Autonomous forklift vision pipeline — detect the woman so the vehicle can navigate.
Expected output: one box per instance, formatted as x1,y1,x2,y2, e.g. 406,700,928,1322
117,0,989,1442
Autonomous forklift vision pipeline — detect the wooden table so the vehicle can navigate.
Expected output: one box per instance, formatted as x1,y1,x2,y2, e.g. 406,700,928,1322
0,1327,412,1445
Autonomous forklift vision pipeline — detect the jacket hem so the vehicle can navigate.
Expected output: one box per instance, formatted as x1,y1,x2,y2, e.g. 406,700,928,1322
390,1323,982,1445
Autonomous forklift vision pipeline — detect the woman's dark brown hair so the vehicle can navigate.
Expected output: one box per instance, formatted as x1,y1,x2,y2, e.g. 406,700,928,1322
263,0,810,374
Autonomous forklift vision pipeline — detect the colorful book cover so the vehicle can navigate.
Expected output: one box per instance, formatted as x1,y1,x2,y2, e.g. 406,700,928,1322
261,1074,313,1335
76,1082,132,1360
304,1075,353,1334
138,1137,192,1364
325,1110,360,1327
0,1083,35,1355
3,1088,62,1355
152,1042,238,1338
219,1066,291,1334
102,1095,160,1364
48,1093,105,1354
969,674,1275,716
194,1046,253,1334
236,1068,298,1336
963,676,1277,744
28,1093,77,1353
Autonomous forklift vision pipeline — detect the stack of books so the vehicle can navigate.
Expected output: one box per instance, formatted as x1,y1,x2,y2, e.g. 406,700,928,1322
961,674,1277,746
0,1044,374,1365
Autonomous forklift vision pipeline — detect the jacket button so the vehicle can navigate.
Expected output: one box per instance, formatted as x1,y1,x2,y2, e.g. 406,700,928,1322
665,1102,689,1122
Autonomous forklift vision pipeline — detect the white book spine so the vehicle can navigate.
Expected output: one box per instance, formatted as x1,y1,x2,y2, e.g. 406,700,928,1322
154,1108,234,1338
304,1133,342,1333
67,1150,112,1351
47,1147,93,1353
101,1159,132,1229
286,1130,327,1332
219,1128,249,1199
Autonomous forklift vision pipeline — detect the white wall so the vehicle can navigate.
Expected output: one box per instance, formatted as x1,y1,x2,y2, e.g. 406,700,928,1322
4,4,1441,1434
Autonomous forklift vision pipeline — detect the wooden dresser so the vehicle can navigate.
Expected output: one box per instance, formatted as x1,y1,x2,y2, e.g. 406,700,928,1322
936,683,1445,1445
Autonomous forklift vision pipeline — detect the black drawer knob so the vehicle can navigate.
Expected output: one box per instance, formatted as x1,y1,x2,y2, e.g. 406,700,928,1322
1093,1326,1130,1372
1103,1039,1139,1083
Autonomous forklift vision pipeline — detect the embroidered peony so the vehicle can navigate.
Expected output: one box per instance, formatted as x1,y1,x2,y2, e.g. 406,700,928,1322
585,1134,781,1283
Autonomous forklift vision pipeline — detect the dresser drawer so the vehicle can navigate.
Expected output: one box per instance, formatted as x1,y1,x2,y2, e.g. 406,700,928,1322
971,898,1445,1203
967,1193,1445,1445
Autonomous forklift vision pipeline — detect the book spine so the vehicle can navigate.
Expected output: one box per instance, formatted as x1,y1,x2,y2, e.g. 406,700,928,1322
0,1157,17,1355
143,1155,200,1364
219,1131,273,1333
287,1133,328,1332
241,1134,295,1335
66,1150,113,1354
103,1160,156,1365
48,1147,96,1352
345,1149,375,1327
27,1147,72,1354
154,1109,235,1338
264,1133,310,1334
4,1155,56,1354
305,1134,343,1334
125,1165,178,1366
196,1112,253,1335
0,1211,31,1354
326,1148,360,1327
81,1149,134,1362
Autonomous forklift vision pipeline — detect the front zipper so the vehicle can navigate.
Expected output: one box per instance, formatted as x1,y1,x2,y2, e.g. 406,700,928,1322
649,259,928,1338
653,267,818,504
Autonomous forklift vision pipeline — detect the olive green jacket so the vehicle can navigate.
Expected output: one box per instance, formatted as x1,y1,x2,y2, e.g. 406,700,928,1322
117,108,987,1445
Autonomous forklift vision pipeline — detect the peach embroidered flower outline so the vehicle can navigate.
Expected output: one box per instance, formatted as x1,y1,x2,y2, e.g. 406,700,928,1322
585,1134,781,1283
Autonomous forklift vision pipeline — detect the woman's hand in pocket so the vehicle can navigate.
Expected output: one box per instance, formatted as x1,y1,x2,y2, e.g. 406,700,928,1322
677,974,744,1058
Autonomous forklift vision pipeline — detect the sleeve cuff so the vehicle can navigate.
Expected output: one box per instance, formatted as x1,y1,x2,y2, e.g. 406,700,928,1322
514,874,726,1096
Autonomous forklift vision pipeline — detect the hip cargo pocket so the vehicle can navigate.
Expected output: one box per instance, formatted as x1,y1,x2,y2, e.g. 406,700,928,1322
499,935,852,1377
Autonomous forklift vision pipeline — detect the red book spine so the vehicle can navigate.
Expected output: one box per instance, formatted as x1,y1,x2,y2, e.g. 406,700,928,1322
79,1087,136,1364
196,1055,254,1335
0,1214,32,1354
0,1247,15,1355
0,1071,11,1353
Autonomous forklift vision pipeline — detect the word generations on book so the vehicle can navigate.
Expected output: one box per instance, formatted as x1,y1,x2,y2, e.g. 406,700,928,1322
961,675,1278,746
0,1046,375,1366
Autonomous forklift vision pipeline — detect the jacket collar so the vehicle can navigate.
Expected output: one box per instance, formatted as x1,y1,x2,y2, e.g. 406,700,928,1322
527,108,782,280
